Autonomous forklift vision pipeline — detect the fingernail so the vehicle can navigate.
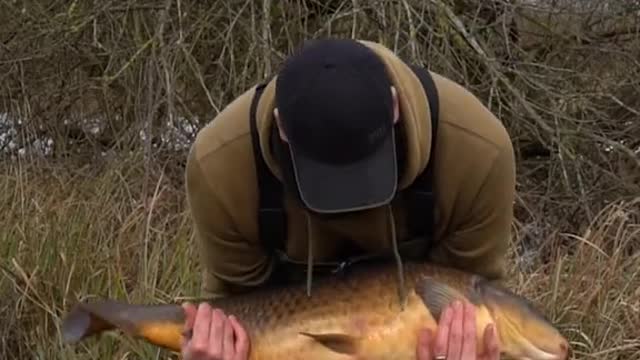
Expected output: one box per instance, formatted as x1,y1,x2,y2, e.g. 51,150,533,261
488,324,496,336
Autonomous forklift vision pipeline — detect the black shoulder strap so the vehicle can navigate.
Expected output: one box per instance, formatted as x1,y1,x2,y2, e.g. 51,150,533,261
249,81,287,255
405,65,439,244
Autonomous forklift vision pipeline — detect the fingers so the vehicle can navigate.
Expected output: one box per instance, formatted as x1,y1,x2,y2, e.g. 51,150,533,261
206,309,226,358
481,324,501,360
230,315,250,359
191,303,214,355
180,302,250,360
446,301,464,360
222,314,235,359
433,300,484,360
460,301,477,359
183,302,198,323
181,302,197,347
433,305,453,358
416,329,433,360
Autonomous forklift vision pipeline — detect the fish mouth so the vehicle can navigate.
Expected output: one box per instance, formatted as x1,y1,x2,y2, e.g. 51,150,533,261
516,336,569,360
497,320,570,360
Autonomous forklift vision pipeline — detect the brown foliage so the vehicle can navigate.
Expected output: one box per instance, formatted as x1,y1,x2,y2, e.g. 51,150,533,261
1,0,638,223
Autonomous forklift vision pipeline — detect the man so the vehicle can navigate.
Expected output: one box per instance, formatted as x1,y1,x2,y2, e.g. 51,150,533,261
182,38,515,360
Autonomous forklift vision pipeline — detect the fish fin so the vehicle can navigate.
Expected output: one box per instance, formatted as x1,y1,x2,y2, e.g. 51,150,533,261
62,300,142,344
417,277,473,320
299,332,360,355
62,303,117,344
61,299,185,351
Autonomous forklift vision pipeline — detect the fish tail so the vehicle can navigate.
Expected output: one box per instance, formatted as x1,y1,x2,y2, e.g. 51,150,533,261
61,299,186,352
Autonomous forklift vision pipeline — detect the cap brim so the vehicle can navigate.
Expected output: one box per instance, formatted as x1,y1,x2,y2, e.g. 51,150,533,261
288,131,398,214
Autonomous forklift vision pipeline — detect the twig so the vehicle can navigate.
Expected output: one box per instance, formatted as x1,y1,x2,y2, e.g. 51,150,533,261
430,0,557,142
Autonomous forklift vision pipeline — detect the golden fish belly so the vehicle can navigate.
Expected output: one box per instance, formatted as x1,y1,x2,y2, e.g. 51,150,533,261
234,275,497,360
245,289,435,360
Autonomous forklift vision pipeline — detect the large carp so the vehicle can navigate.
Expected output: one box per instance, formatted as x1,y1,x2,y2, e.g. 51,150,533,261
61,261,569,360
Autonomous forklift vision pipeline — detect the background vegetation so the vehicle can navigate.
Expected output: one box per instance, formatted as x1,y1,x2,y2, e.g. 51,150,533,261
1,0,638,359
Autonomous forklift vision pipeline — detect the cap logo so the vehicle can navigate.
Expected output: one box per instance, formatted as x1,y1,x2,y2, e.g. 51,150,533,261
367,124,387,145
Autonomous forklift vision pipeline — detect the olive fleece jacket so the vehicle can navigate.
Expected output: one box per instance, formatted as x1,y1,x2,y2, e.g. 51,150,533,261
185,40,517,298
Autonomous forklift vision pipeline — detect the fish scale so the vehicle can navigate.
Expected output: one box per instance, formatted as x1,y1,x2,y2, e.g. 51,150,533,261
61,261,570,360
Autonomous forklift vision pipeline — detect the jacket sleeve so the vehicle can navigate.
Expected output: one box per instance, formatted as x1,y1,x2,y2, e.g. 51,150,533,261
429,141,516,281
185,145,273,299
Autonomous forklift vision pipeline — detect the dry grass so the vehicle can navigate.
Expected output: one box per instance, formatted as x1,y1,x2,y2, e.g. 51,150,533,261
1,156,638,359
0,156,197,359
0,0,639,359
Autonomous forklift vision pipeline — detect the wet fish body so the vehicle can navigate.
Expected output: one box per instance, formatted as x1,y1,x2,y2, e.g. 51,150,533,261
62,261,569,360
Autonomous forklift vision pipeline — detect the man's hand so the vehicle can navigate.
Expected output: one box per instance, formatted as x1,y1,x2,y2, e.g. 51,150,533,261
181,302,250,360
416,300,500,360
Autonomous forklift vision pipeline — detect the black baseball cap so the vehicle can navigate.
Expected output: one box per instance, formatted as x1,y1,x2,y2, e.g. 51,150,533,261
275,39,398,214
